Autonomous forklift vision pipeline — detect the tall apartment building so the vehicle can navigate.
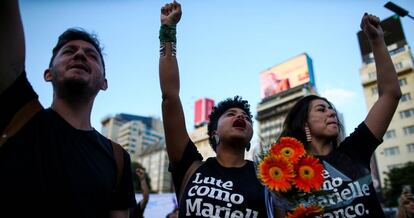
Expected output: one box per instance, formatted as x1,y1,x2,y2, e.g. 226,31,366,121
101,113,171,193
256,53,317,152
140,143,173,193
101,113,164,162
358,16,414,188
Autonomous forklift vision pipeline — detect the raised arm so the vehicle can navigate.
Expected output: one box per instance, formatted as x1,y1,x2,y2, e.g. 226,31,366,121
159,1,189,163
361,13,402,139
0,0,25,94
136,168,149,207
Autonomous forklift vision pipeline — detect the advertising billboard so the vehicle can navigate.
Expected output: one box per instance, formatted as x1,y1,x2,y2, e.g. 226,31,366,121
260,53,314,99
194,98,215,127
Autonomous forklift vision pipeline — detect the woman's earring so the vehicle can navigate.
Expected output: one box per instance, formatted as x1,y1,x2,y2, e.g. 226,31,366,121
305,125,312,143
213,135,220,146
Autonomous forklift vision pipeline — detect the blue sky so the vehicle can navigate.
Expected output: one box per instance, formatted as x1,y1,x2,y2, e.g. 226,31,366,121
20,0,414,144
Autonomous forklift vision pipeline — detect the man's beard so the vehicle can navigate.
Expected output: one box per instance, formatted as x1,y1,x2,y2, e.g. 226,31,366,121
54,77,98,104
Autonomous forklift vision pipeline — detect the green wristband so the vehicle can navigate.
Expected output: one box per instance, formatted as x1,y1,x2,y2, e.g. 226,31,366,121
159,24,177,43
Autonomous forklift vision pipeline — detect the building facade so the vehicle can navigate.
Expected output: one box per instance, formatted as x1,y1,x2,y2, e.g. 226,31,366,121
140,143,173,193
101,113,172,193
189,125,215,160
256,53,317,152
100,113,164,163
360,44,414,188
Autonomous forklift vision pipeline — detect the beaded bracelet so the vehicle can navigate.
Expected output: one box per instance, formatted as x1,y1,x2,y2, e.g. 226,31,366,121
159,24,177,56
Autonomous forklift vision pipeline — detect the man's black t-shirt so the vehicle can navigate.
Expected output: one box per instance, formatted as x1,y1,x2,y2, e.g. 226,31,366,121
0,73,136,217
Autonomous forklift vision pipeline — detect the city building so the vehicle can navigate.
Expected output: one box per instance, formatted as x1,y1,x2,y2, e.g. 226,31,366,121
189,125,215,160
101,113,164,162
256,53,318,152
140,142,173,193
100,113,172,193
190,98,216,160
358,15,414,189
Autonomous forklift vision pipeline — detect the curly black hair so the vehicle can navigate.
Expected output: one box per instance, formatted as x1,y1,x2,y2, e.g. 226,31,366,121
207,96,253,152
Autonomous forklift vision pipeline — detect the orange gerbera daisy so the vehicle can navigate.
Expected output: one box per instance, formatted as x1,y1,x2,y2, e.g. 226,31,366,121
287,204,324,218
294,156,324,193
269,137,305,164
258,155,295,192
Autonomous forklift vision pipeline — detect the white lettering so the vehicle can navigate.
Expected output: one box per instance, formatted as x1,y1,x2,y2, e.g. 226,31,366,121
230,210,243,218
230,193,244,205
186,198,202,216
208,187,230,202
340,187,352,201
361,184,370,196
184,198,259,217
188,185,198,197
197,186,210,196
201,202,214,217
193,173,203,184
222,181,233,190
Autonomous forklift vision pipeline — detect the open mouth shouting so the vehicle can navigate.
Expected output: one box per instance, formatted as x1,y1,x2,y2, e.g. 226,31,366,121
233,118,247,131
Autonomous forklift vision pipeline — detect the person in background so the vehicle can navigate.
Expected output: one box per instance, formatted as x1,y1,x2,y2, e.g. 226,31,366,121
0,1,136,217
158,1,267,217
276,13,401,217
397,187,414,218
130,168,150,218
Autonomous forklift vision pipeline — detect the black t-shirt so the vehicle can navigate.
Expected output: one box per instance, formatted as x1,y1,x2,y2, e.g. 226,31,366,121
0,73,136,217
298,122,385,218
170,140,267,218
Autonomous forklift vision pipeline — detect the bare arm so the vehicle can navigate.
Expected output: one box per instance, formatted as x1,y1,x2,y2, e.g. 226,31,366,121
159,1,190,163
136,168,149,207
0,0,25,94
396,192,412,218
361,13,402,139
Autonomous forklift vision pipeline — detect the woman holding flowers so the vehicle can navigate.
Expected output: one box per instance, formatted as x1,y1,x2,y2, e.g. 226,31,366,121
261,13,401,218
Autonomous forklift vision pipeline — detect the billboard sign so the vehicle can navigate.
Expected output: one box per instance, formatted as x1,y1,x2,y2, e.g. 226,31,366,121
260,53,314,99
194,98,215,127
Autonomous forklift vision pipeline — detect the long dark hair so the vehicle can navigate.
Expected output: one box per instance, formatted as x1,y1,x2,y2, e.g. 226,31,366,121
279,95,343,150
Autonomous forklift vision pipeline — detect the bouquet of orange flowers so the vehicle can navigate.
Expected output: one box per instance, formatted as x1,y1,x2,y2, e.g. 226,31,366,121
256,137,325,218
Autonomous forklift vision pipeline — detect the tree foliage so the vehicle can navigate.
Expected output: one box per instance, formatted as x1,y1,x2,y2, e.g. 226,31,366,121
383,161,414,206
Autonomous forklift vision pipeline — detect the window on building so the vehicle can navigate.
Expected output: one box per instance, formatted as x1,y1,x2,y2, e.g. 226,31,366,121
403,125,414,135
400,108,414,119
368,72,376,80
399,78,407,86
384,129,396,139
371,87,378,95
384,146,400,156
401,93,412,102
407,143,414,153
394,62,403,70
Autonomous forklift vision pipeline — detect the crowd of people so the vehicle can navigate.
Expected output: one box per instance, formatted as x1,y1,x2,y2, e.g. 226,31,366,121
0,0,410,217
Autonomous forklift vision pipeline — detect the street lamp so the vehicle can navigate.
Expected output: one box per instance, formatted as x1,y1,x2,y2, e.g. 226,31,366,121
384,1,414,20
